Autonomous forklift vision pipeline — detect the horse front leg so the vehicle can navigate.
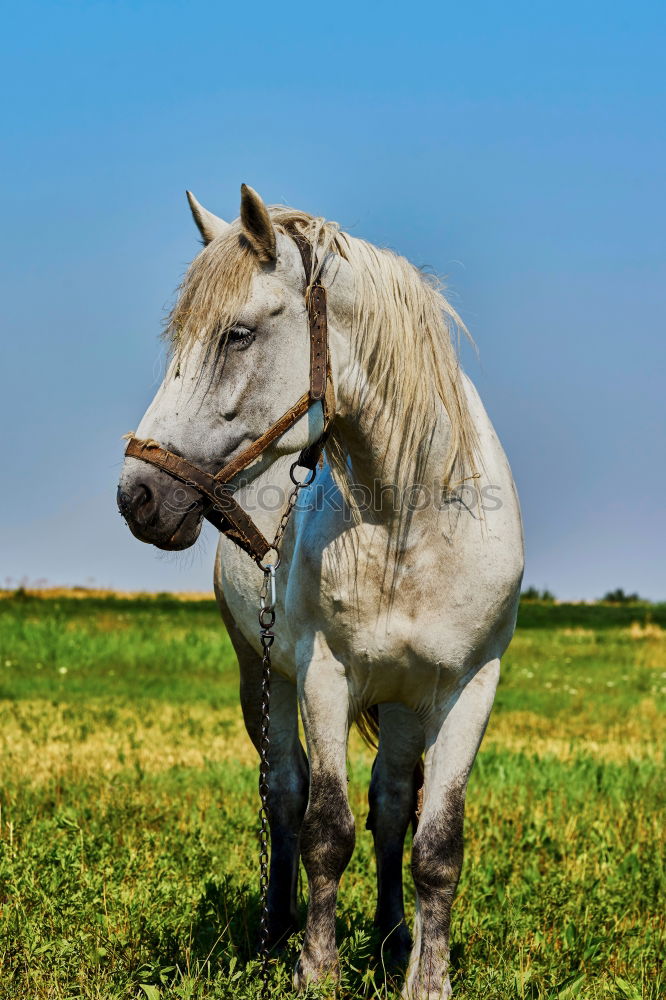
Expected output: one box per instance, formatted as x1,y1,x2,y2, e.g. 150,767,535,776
218,590,308,947
367,702,424,965
293,652,355,990
241,669,308,947
404,657,499,1000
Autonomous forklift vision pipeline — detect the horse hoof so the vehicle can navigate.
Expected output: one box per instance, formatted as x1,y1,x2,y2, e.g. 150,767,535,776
401,974,452,1000
293,950,340,992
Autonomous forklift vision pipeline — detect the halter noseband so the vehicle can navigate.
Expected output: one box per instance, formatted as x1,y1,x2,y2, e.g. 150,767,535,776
124,233,335,564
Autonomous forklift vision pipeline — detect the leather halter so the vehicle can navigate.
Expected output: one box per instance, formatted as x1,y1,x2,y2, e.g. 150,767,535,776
124,233,335,564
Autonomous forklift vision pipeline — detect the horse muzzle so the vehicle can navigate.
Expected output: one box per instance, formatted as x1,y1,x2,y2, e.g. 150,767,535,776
117,461,204,551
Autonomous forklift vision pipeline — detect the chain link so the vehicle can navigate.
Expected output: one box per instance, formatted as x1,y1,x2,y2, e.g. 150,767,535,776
256,461,317,995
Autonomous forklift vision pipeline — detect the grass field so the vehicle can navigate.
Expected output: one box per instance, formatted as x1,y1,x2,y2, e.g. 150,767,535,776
0,592,664,999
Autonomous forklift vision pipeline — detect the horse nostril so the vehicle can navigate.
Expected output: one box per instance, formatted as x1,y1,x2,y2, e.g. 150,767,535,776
133,484,159,527
117,483,159,528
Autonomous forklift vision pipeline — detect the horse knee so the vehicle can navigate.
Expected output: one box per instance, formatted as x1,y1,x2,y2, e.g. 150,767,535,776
300,777,355,879
411,785,465,921
267,751,308,829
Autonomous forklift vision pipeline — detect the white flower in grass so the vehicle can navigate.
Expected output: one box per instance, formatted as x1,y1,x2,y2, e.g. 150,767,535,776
58,666,68,675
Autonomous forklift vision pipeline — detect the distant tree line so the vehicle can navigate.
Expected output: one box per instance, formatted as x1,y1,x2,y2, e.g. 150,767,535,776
521,586,648,604
521,586,556,602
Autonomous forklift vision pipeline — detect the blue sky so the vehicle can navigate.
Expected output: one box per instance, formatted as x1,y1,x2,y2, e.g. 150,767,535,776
1,0,664,598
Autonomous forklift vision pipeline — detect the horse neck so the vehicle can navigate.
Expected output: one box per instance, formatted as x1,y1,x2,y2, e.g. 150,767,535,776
334,367,455,533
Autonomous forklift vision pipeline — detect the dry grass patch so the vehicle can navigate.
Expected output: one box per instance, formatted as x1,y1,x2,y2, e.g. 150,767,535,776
627,620,664,640
484,700,664,762
0,701,256,787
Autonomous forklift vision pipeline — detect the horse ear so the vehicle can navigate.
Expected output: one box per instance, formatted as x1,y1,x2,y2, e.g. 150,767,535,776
186,191,229,245
240,184,276,262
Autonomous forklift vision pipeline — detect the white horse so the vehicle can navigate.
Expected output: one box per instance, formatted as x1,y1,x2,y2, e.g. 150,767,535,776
118,185,523,999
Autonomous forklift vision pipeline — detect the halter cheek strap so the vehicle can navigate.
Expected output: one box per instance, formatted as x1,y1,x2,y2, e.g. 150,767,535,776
124,233,335,563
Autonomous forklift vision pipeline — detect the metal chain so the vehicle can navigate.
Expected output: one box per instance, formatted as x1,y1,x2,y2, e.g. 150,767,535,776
256,460,317,995
273,463,316,554
257,567,275,997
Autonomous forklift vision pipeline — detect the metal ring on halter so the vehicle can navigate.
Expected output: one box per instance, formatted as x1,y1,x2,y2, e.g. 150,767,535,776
290,462,317,487
258,547,281,572
260,564,277,612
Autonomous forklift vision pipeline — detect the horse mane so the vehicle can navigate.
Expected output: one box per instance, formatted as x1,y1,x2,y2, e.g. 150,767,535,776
167,205,479,493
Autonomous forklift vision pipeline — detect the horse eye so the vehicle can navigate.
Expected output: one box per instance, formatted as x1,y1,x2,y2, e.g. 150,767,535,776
227,326,255,350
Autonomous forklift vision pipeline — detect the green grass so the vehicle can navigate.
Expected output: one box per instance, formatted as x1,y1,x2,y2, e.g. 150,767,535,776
0,594,664,999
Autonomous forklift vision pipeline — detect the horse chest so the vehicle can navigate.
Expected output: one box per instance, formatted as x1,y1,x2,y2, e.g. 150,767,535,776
288,550,459,680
